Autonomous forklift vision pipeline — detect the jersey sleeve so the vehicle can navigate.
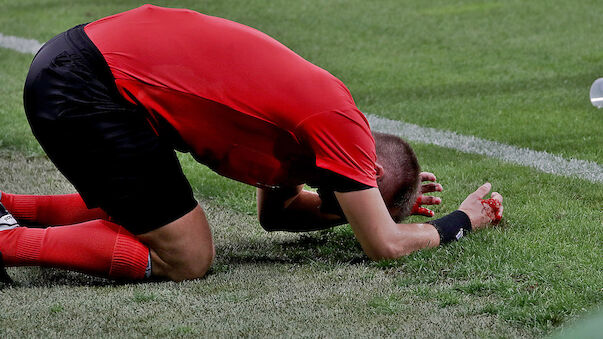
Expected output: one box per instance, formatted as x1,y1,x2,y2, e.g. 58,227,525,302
296,109,378,188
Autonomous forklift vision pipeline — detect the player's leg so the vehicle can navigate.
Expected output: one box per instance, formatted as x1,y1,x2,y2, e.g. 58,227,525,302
0,192,109,226
137,205,215,281
0,24,214,281
0,202,213,281
0,199,148,279
0,218,150,279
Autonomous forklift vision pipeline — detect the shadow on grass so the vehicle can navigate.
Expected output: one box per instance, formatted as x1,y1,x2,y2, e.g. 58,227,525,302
214,227,369,267
5,267,120,288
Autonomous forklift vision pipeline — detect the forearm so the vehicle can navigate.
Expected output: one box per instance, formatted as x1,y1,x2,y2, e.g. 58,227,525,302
334,188,442,260
370,223,440,260
258,189,345,232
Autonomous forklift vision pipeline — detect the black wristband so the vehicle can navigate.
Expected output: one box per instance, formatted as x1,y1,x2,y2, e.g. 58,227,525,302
427,210,472,244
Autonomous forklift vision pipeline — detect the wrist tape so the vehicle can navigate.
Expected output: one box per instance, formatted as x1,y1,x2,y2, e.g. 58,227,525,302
427,210,472,244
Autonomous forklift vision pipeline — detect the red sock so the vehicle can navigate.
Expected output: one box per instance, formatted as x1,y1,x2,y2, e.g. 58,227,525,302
0,192,109,226
0,220,149,280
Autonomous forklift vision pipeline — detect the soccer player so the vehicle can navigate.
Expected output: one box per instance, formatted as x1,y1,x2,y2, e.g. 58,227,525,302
0,5,503,282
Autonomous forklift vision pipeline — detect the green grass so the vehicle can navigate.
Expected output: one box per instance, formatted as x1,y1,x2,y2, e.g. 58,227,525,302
0,0,602,337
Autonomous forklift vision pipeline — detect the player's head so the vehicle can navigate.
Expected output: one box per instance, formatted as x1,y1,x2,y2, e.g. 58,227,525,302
373,132,421,223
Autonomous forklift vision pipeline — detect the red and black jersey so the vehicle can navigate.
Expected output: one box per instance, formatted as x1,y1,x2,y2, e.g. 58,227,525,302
84,4,377,189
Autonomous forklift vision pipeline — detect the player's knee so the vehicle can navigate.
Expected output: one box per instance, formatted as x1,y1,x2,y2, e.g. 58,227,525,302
166,243,215,282
138,204,215,281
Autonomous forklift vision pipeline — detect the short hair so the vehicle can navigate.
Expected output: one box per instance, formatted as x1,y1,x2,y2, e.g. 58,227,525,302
373,132,421,222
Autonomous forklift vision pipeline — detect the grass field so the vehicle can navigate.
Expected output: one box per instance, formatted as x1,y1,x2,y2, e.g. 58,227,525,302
0,0,602,337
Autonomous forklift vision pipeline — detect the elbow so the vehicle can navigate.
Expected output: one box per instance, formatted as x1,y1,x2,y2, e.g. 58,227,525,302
258,210,280,232
366,240,415,261
367,248,400,261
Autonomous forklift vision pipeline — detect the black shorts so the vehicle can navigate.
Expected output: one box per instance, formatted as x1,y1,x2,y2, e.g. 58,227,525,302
23,25,197,234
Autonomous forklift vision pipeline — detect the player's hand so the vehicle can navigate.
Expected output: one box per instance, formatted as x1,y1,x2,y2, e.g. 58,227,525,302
410,172,443,217
458,183,503,230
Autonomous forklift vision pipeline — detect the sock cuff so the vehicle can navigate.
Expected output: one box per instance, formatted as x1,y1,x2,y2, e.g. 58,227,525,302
109,228,150,280
7,195,37,223
15,228,46,265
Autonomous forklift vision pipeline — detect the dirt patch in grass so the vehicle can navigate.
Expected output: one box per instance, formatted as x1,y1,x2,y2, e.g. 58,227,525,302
0,150,73,195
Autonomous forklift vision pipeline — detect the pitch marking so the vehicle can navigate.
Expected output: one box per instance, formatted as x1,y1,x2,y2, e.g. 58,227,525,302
367,115,602,183
1,33,601,183
0,33,42,55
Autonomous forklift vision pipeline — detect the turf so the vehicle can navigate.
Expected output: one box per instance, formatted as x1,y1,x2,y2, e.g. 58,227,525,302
0,0,602,337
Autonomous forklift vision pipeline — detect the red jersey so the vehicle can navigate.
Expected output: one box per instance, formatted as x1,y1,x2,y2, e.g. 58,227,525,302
84,5,377,189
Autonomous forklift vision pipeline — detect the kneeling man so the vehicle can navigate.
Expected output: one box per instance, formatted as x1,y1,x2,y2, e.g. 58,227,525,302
0,5,503,282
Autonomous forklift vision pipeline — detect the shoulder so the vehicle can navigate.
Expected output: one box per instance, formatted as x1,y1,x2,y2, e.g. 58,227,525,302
296,108,377,188
296,107,372,136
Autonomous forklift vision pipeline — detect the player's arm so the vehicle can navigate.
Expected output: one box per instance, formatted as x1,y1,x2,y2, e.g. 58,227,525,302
257,185,346,232
335,183,502,260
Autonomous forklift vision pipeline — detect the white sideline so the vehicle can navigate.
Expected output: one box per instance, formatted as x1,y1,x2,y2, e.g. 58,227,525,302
0,33,42,55
1,33,602,183
367,115,602,183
